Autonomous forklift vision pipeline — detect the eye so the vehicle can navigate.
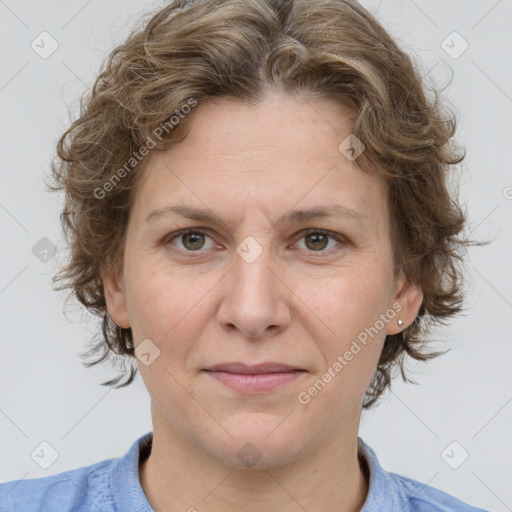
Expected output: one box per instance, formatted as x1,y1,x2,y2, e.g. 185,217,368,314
294,229,345,253
164,228,346,254
165,229,216,252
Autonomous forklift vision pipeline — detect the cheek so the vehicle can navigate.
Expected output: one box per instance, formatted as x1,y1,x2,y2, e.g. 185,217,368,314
123,259,233,394
294,265,391,399
125,265,213,403
298,263,393,341
123,256,210,346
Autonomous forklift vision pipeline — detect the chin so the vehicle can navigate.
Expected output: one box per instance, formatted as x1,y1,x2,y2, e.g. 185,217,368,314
196,416,310,470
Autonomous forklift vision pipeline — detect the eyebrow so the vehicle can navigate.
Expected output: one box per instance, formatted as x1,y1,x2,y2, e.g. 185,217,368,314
145,204,366,228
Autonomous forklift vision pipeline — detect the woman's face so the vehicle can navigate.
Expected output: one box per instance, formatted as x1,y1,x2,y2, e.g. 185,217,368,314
104,93,422,468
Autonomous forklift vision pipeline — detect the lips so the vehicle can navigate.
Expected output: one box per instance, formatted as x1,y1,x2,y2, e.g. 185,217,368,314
203,362,307,393
204,362,305,374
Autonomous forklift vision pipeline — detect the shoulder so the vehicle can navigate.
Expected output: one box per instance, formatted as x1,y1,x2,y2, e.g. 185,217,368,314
0,432,153,512
388,472,490,512
358,437,490,512
0,458,117,512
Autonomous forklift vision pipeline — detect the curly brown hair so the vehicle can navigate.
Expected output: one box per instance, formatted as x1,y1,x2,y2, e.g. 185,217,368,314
47,0,471,409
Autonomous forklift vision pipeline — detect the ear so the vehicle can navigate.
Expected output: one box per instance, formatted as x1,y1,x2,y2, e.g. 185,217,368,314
386,270,423,335
101,260,131,329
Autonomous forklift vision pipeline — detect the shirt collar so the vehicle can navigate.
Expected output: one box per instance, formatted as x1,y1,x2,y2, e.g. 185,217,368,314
109,431,154,512
358,436,404,511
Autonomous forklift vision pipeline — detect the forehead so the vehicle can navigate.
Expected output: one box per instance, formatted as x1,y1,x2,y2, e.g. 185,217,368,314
133,93,388,229
163,94,357,166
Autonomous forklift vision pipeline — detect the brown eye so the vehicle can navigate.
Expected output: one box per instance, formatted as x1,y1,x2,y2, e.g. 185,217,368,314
166,229,215,252
304,232,329,251
295,229,344,253
181,232,206,250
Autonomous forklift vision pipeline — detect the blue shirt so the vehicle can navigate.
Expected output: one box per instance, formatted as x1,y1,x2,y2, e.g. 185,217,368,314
0,432,489,511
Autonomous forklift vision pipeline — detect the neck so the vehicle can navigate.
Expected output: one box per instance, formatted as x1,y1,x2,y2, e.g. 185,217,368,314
139,405,369,512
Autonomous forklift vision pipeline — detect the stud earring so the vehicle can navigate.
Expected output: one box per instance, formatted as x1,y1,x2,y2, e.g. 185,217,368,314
397,318,404,327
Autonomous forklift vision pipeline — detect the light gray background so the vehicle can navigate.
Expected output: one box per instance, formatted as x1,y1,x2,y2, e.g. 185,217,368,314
0,1,511,510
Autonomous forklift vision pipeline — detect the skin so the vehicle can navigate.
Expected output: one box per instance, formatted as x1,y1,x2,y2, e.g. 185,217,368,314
103,92,423,512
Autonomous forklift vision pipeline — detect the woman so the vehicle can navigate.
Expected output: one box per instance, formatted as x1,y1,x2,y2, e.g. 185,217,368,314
0,0,488,510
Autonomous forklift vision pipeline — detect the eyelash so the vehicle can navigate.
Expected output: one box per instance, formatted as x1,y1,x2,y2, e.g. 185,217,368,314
163,228,346,256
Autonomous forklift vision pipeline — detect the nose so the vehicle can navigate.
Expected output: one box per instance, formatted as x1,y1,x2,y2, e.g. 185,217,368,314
217,243,291,339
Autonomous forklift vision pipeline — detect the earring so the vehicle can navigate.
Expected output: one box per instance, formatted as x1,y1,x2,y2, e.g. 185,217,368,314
397,318,404,327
